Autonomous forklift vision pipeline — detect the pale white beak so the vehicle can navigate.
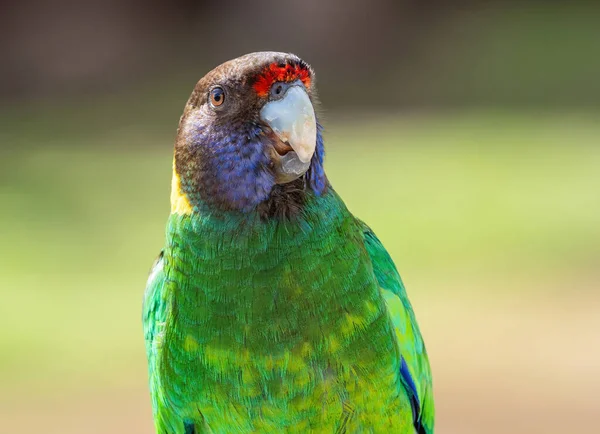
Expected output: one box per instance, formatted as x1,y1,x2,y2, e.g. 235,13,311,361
260,85,317,164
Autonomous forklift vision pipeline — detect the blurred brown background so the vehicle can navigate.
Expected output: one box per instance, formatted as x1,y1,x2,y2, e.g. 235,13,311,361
3,0,600,108
1,1,599,433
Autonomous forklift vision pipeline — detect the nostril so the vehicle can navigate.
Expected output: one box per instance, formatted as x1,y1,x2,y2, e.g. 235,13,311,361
270,82,288,99
269,79,303,100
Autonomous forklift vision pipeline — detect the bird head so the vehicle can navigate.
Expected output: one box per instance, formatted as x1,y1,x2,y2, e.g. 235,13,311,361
172,52,327,217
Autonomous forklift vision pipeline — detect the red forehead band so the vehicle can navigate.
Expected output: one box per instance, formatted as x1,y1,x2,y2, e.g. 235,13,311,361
253,62,312,97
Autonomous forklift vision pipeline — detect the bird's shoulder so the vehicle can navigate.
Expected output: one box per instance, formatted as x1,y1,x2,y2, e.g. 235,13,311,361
356,218,435,434
143,250,168,349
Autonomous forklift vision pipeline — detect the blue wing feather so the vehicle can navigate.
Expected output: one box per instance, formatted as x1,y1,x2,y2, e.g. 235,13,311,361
359,220,435,433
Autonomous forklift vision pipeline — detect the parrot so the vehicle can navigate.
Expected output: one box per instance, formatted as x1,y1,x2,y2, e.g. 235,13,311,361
143,52,434,434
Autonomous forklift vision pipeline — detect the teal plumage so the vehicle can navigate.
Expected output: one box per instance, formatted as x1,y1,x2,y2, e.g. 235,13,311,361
143,52,434,433
361,222,435,432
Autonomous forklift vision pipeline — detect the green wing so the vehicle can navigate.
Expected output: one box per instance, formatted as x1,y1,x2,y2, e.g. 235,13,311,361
143,251,166,359
359,221,435,434
143,252,211,434
143,251,184,433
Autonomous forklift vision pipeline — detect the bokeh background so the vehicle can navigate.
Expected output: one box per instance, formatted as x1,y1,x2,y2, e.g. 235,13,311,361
1,1,599,433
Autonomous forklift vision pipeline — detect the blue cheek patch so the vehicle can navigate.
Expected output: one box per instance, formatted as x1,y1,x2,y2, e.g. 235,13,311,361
308,123,327,196
183,118,327,212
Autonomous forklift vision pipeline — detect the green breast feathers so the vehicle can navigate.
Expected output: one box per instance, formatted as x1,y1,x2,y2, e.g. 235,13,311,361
143,190,434,433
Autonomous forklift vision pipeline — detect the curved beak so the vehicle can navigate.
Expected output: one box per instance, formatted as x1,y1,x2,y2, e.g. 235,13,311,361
260,85,317,183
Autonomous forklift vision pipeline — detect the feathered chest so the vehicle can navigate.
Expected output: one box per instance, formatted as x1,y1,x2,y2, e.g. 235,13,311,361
163,206,376,341
149,198,412,431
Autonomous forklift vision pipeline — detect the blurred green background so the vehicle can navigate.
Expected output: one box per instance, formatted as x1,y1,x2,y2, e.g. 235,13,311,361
1,1,599,433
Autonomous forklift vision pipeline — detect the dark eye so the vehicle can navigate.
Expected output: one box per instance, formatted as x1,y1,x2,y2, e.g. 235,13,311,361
209,87,225,107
